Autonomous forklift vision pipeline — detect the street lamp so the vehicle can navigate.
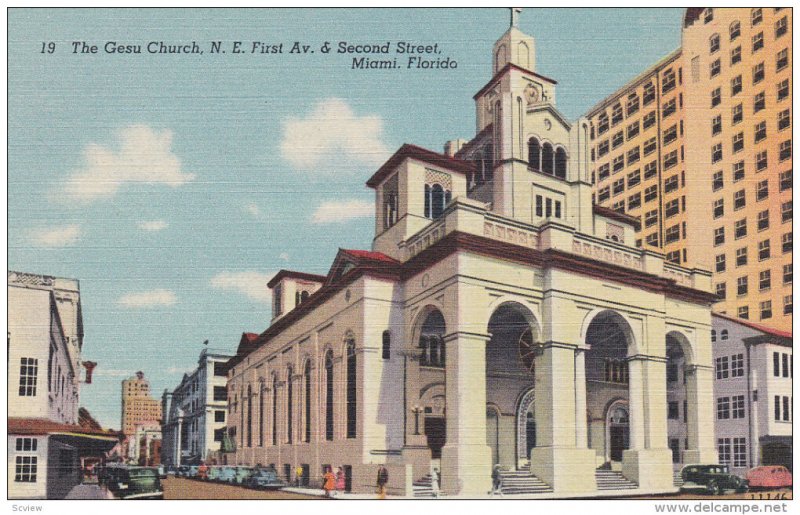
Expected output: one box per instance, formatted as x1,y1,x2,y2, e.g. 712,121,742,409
411,405,423,435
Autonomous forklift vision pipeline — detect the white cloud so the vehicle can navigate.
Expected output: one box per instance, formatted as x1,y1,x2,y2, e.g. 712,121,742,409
30,225,81,247
279,252,290,262
311,199,374,224
63,125,195,202
137,220,168,232
280,98,390,173
167,366,192,375
245,203,261,217
116,289,177,308
210,271,275,303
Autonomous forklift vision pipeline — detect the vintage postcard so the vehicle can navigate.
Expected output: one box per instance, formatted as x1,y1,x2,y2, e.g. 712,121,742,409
6,6,793,511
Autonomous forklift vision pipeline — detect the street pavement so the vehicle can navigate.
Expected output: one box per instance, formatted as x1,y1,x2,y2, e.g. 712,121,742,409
65,483,115,499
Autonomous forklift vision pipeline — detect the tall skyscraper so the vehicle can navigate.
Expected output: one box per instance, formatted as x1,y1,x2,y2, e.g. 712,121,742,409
121,371,162,436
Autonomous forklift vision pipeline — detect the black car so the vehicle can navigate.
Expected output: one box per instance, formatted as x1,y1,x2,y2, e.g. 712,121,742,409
106,466,164,499
679,464,748,495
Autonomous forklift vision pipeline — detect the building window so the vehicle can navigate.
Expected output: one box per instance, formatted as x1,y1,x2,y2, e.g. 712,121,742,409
734,190,745,210
754,92,766,112
754,121,767,143
662,98,676,118
757,210,770,231
784,295,792,315
346,338,357,439
773,352,781,377
735,247,747,267
717,397,730,419
381,330,391,360
665,199,680,218
781,201,792,222
783,263,792,285
732,395,746,419
611,132,624,150
627,193,641,210
641,136,656,157
709,58,721,78
666,250,681,264
18,357,37,397
424,183,451,220
714,227,725,246
778,109,791,132
733,438,747,467
643,184,658,203
716,356,729,380
626,146,640,166
604,358,629,384
304,360,312,442
738,306,749,319
626,93,640,116
528,137,541,171
662,69,676,94
782,353,790,378
775,16,787,38
14,456,37,483
704,8,714,24
732,132,744,153
711,116,723,136
713,199,724,219
737,276,748,296
215,410,225,423
775,396,791,421
731,161,744,182
752,32,764,53
612,155,624,173
612,178,625,197
645,209,659,229
643,111,656,130
782,232,792,253
756,179,769,201
776,48,789,72
715,282,726,299
324,351,334,441
756,150,768,171
752,62,765,85
715,254,726,272
730,21,741,40
665,225,680,244
731,46,742,65
643,83,656,105
734,219,747,239
611,103,623,126
758,239,771,261
751,8,762,26
732,103,743,124
668,401,679,420
760,300,772,320
777,79,789,101
718,438,731,466
645,232,659,247
779,140,792,161
711,143,723,163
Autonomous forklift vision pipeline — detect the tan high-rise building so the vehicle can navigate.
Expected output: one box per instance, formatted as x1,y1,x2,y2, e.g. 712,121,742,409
121,371,162,436
587,8,792,332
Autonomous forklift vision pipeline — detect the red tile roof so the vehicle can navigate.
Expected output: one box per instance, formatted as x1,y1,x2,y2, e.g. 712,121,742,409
9,417,121,438
340,249,399,264
713,312,793,339
366,143,476,188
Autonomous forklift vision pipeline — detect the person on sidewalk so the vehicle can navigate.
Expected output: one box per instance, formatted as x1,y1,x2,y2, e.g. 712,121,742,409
376,465,389,499
323,467,336,498
490,465,504,497
335,467,346,497
295,465,304,487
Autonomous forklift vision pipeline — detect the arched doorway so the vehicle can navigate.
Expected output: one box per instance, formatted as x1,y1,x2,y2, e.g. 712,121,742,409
606,401,629,462
584,310,634,466
485,302,540,469
516,388,536,463
415,309,447,459
666,333,689,468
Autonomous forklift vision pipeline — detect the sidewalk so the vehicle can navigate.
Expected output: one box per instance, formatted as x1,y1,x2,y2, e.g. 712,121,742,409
65,483,116,500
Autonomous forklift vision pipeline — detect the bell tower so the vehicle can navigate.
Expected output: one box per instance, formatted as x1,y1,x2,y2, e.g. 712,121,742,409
492,7,536,73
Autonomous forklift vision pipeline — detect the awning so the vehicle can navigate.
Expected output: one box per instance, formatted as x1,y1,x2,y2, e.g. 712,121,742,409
50,432,119,456
9,417,122,456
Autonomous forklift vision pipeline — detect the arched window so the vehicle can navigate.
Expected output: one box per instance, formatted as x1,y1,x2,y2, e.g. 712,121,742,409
555,147,567,179
271,375,277,446
300,290,310,303
346,338,357,439
324,350,334,441
484,144,494,182
286,365,293,444
382,330,391,360
246,384,253,447
729,21,740,41
473,152,484,187
711,330,717,342
542,143,554,175
419,310,446,368
431,184,445,219
720,329,729,341
240,387,245,447
528,137,541,171
304,360,312,443
424,184,431,218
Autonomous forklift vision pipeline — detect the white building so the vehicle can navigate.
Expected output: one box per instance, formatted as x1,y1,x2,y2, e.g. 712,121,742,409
7,271,118,499
712,313,792,476
223,13,720,498
161,347,234,466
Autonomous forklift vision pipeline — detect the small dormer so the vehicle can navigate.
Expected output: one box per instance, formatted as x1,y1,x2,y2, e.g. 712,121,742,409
267,270,325,321
367,144,471,261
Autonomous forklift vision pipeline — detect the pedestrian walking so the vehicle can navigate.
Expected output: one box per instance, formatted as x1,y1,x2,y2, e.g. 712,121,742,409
431,468,440,498
490,464,504,496
335,466,346,497
376,465,389,499
295,465,304,487
323,467,336,498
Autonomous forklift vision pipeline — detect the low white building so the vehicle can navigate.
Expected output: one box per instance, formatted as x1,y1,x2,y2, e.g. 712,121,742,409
712,313,792,476
7,271,118,499
161,347,234,466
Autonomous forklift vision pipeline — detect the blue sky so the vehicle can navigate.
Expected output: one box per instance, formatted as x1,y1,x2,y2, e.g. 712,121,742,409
8,7,683,428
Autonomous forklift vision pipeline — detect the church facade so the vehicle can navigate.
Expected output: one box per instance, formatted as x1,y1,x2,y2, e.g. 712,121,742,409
224,17,719,497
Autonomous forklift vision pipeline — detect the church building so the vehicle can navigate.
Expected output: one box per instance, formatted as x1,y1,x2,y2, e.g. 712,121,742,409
224,12,719,497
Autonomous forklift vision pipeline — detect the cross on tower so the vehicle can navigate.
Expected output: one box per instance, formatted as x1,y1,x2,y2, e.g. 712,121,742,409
510,7,523,28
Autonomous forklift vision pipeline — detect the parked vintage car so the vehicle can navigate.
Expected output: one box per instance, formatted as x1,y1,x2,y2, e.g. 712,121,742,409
243,468,286,490
206,466,223,482
216,466,237,483
175,465,191,477
746,466,792,490
106,466,164,500
156,465,166,479
679,464,748,495
232,466,254,484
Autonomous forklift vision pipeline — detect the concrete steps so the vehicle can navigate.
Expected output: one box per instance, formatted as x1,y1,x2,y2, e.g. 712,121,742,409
673,470,684,487
497,467,553,495
412,475,436,498
595,469,638,490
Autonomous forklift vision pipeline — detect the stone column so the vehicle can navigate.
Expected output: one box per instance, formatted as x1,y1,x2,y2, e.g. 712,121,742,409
683,364,718,464
574,349,588,448
529,342,597,493
440,331,492,497
400,350,433,481
622,355,673,489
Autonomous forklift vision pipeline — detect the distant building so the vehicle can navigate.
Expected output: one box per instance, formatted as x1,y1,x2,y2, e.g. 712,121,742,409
161,347,234,466
712,313,792,475
586,8,792,333
121,371,162,437
7,271,119,499
128,422,162,466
